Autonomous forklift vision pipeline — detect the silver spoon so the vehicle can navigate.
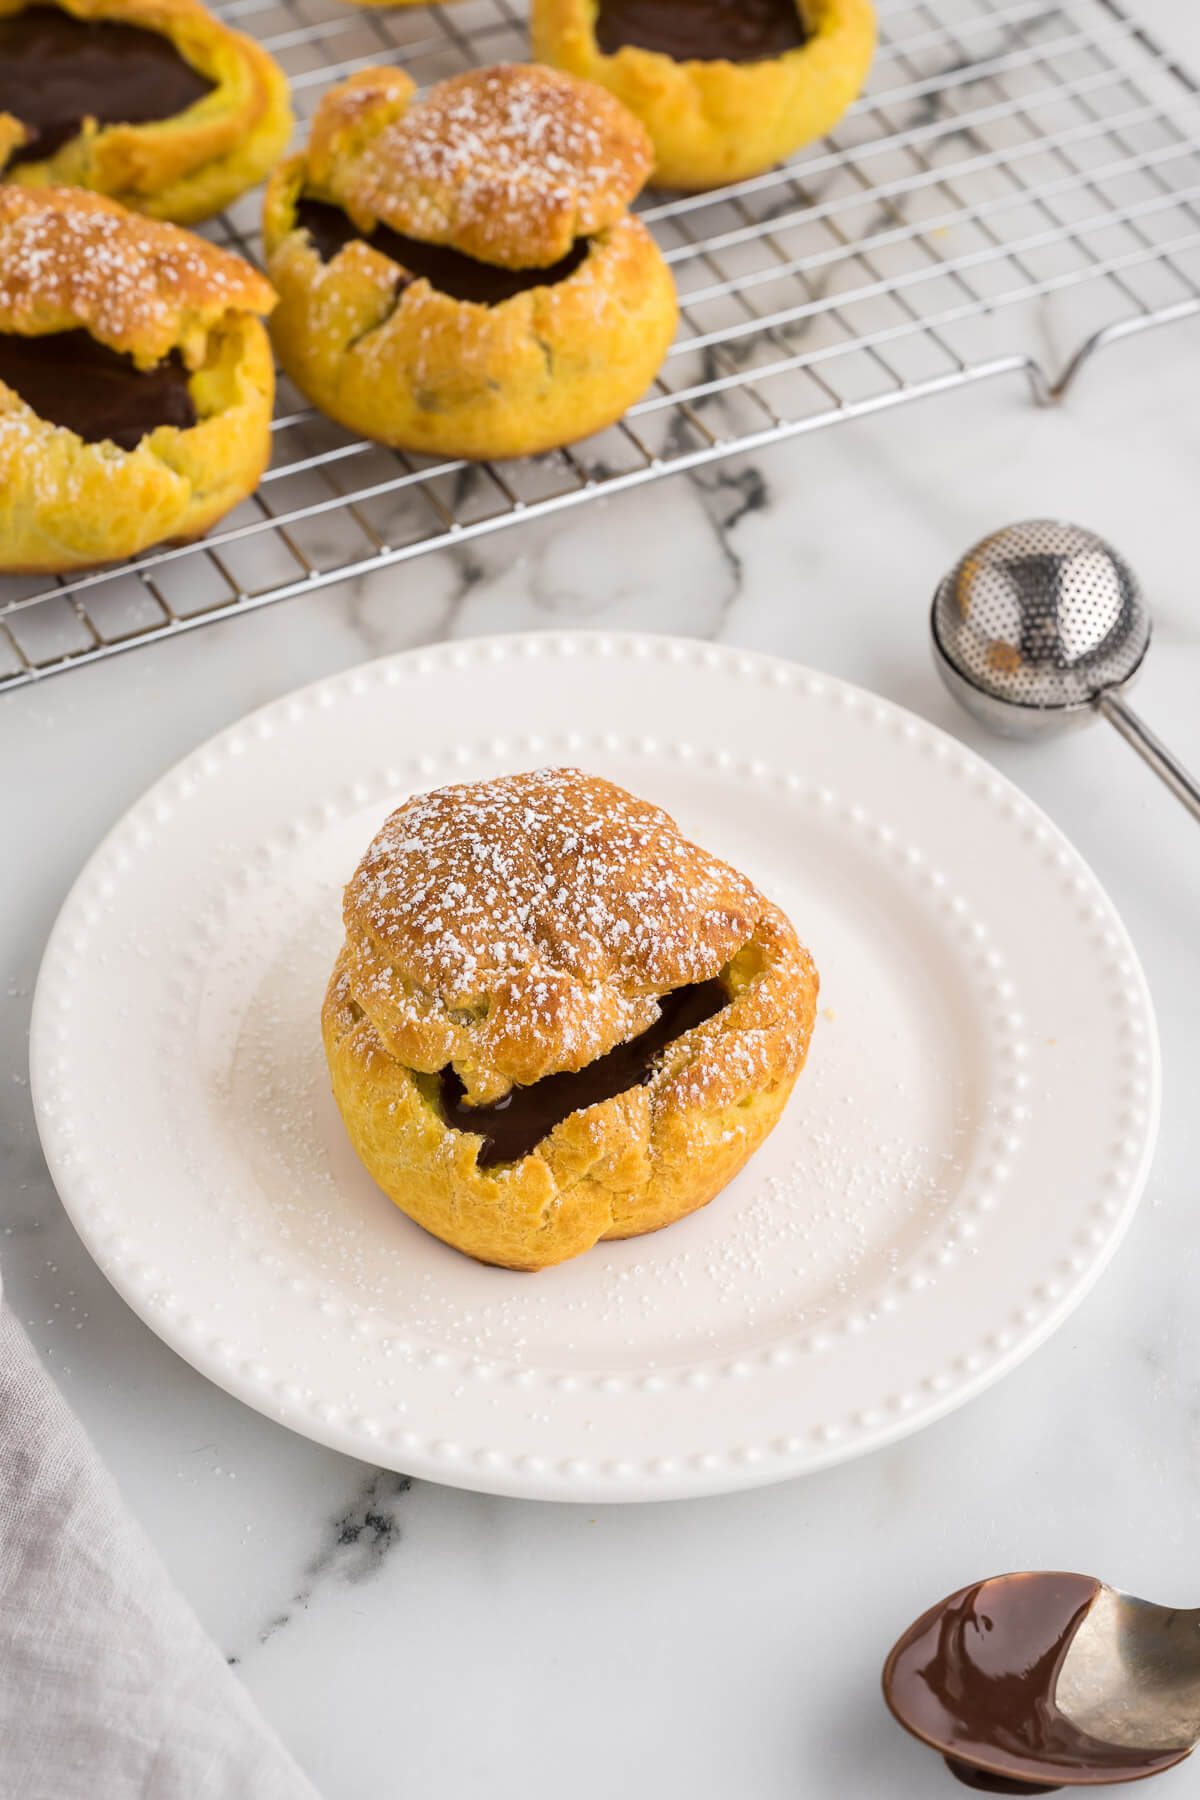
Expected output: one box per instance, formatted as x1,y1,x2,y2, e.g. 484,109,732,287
883,1570,1200,1792
931,520,1200,822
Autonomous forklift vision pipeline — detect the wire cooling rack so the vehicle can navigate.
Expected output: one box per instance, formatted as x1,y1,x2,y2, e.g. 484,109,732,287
3,0,1200,688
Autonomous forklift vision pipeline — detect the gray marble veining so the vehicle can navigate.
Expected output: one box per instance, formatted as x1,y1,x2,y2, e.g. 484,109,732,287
234,1471,413,1660
3,6,1200,1794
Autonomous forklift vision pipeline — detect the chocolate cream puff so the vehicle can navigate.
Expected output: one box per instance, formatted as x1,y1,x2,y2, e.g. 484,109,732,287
0,0,292,224
262,64,678,461
322,768,818,1271
531,0,876,190
0,185,276,573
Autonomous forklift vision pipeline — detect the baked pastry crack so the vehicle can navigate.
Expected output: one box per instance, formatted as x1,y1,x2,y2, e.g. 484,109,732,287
0,185,276,573
322,768,819,1270
263,64,679,461
532,0,876,190
0,0,292,223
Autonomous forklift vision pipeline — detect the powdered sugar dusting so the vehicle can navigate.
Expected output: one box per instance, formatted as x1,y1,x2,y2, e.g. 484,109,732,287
218,881,973,1371
342,767,769,1096
354,767,759,994
0,186,274,359
347,64,653,266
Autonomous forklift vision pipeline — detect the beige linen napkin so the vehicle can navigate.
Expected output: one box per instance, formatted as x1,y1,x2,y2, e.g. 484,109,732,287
0,1303,321,1800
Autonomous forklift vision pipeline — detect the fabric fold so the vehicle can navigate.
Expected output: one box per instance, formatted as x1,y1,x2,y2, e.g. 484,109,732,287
0,1305,320,1800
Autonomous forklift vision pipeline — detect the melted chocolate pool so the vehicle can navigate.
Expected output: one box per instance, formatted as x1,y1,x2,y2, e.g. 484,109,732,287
440,976,729,1167
0,331,196,449
883,1573,1189,1793
0,6,214,166
295,197,589,307
594,0,809,63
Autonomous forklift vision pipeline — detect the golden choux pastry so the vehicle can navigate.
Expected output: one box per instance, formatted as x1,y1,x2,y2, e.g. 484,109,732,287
0,0,293,224
0,185,276,574
322,768,819,1271
262,64,679,460
531,0,877,190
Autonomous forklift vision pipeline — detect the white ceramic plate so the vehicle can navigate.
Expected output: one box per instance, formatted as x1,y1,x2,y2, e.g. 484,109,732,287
31,634,1159,1502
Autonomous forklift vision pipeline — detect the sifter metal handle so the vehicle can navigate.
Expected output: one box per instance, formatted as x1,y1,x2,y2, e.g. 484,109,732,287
1096,691,1200,823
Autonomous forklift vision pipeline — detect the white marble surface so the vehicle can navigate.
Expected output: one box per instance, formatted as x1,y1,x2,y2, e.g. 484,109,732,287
6,7,1200,1794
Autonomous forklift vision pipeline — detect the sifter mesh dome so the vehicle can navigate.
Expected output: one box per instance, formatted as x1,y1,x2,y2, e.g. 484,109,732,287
932,520,1150,710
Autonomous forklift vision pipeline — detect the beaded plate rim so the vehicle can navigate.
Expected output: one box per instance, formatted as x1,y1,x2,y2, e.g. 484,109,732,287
29,632,1160,1502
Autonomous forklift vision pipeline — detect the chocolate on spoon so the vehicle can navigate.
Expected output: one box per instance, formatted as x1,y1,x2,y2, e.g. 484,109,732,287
883,1571,1200,1791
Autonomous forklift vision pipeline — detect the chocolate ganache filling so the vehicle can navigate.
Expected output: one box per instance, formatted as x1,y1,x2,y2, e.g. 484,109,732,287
0,331,196,449
0,7,214,166
594,0,809,63
296,197,590,307
440,976,729,1167
883,1573,1189,1794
